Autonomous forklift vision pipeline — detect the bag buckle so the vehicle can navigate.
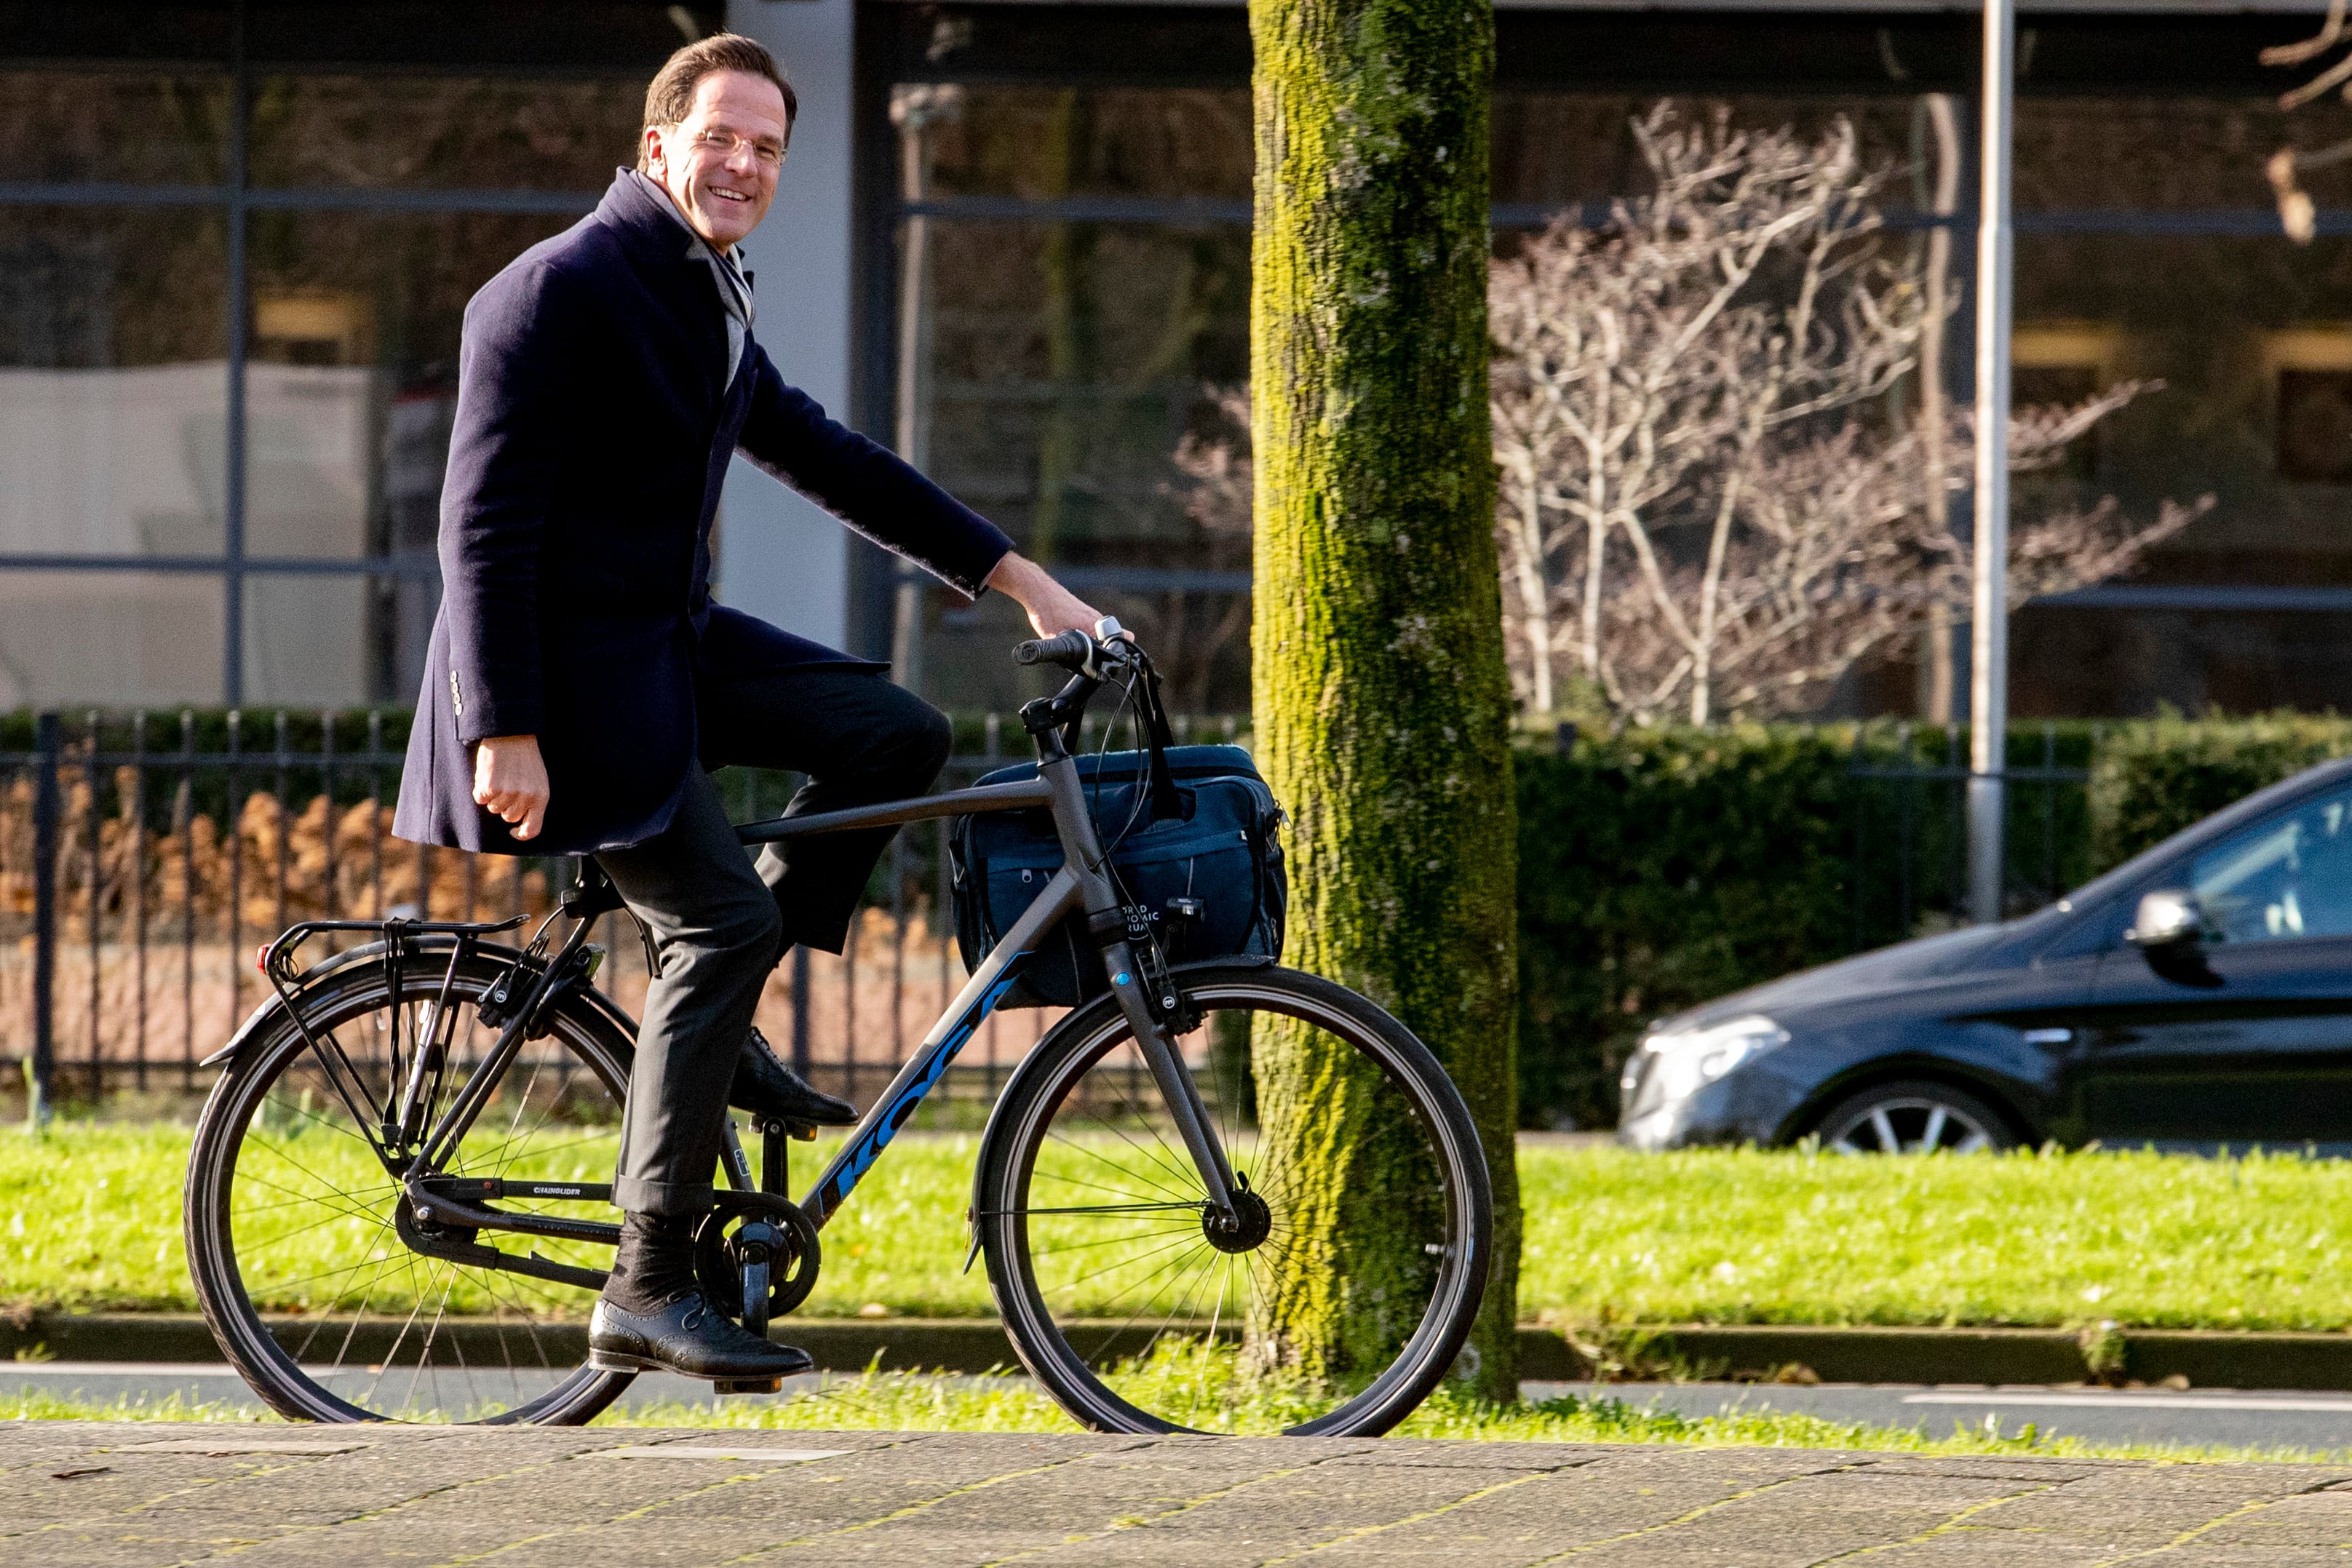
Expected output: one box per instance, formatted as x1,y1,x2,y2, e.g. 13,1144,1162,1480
1161,897,1204,961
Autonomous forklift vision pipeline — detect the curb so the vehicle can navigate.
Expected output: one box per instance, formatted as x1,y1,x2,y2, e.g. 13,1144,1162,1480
1525,1324,2352,1391
13,1313,2352,1390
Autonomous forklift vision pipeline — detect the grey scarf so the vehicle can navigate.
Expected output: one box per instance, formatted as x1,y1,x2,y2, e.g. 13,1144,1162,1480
629,167,755,388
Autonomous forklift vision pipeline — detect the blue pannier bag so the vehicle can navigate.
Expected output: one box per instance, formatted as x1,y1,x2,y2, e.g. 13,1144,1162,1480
950,741,1286,1010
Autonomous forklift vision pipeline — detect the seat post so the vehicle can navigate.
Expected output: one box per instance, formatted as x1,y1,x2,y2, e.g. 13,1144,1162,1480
762,1118,787,1195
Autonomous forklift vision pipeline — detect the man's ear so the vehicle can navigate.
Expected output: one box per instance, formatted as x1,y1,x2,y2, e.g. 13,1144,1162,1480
643,125,668,179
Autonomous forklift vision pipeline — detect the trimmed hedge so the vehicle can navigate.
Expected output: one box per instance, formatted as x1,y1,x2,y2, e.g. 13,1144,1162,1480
1517,728,1861,1131
2088,712,2352,867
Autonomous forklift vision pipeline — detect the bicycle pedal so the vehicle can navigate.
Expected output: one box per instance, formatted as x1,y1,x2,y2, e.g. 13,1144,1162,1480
715,1377,783,1396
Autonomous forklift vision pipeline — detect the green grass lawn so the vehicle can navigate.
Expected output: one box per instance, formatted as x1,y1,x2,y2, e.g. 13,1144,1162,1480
10,1125,2352,1330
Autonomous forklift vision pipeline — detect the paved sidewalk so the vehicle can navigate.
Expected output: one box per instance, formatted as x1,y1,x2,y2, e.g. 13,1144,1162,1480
10,1422,2352,1565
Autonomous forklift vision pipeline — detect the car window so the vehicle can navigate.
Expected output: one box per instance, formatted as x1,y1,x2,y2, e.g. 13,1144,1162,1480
2190,785,2352,944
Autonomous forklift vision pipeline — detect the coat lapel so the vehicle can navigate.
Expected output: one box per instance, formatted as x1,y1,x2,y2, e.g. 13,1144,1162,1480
595,171,731,407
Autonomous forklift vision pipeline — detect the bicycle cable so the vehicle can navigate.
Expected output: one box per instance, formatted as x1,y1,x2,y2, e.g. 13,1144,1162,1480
1084,656,1158,880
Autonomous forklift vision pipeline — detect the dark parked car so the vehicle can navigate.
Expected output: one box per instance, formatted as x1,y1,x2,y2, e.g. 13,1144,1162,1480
1617,757,2352,1153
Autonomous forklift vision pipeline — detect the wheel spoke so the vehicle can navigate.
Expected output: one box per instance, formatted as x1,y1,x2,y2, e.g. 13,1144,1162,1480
1830,1097,2002,1158
1868,1107,1900,1151
194,961,627,1425
985,978,1486,1436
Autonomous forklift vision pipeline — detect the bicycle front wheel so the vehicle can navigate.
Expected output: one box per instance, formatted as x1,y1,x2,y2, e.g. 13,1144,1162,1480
977,963,1492,1436
185,944,636,1424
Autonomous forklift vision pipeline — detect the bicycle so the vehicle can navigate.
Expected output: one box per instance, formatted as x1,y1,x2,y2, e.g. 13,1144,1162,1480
183,627,1494,1435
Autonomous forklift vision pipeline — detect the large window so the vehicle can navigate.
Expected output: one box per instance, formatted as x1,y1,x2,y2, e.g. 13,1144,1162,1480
888,84,1254,712
20,4,2352,719
0,2,718,708
875,5,2352,717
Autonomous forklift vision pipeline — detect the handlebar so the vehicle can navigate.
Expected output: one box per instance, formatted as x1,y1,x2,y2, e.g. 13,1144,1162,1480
1013,629,1094,669
1012,617,1137,677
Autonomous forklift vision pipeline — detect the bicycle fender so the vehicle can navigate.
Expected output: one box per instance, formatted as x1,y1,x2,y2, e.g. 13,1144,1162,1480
196,941,402,1069
964,955,1274,1265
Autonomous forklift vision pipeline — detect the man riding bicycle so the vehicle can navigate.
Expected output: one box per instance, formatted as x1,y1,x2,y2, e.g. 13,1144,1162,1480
392,31,1100,1383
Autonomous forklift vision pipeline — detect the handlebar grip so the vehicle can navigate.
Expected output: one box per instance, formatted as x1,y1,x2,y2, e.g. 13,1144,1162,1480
1013,629,1095,669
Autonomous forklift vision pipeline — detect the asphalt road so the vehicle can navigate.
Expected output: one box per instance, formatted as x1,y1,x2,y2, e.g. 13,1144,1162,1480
13,1363,2352,1451
1523,1380,2352,1452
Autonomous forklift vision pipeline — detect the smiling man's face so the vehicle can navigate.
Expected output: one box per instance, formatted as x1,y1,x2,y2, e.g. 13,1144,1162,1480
643,69,789,252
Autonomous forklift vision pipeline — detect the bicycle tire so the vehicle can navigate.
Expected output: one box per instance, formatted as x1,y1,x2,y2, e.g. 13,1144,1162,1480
186,943,637,1425
977,962,1492,1436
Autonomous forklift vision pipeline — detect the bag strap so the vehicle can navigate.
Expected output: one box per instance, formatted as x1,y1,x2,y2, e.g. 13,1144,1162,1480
1135,657,1183,821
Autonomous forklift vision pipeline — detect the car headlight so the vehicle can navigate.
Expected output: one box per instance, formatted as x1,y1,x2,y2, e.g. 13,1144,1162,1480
1626,1015,1792,1111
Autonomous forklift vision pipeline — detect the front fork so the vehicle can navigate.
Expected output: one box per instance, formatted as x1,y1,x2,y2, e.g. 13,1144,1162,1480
1023,695,1244,1225
1094,918,1243,1222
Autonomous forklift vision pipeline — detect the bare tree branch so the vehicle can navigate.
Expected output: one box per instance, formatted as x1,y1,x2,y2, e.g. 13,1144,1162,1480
1172,104,2205,725
1485,103,2204,724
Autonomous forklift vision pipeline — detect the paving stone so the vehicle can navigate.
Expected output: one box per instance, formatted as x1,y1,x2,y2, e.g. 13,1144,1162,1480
1846,1454,2134,1482
1314,1440,1610,1472
1811,1536,2152,1566
1508,1471,2043,1568
2188,1489,2352,1548
16,1420,2352,1565
2121,1554,2352,1567
220,1520,576,1568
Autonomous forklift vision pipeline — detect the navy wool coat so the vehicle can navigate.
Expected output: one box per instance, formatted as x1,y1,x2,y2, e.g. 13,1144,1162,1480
394,171,1012,858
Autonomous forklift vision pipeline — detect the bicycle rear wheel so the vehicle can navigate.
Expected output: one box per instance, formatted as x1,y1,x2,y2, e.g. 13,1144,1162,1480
977,963,1491,1436
186,944,635,1424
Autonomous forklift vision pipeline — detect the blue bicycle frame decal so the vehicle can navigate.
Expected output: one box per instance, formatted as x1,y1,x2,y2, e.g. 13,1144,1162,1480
795,861,1086,1227
806,963,1029,1221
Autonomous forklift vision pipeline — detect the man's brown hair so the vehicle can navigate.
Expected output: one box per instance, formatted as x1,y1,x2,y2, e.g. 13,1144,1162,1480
637,33,795,172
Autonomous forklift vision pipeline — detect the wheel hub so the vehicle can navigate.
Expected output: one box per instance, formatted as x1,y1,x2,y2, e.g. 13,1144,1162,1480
1201,1187,1271,1254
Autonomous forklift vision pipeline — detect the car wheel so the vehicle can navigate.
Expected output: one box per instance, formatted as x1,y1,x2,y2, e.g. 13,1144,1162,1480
1813,1080,2016,1154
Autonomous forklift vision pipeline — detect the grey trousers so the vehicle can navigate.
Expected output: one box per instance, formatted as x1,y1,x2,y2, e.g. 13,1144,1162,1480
600,664,951,1215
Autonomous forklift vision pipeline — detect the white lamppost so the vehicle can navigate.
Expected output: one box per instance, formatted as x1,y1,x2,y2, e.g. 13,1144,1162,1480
1968,0,2016,926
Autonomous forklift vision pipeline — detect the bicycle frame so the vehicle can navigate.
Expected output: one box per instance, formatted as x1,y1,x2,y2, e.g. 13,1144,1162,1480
744,721,1243,1230
321,657,1243,1288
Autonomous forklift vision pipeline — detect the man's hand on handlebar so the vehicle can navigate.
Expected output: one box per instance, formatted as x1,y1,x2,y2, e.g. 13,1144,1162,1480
987,551,1102,640
473,734,550,842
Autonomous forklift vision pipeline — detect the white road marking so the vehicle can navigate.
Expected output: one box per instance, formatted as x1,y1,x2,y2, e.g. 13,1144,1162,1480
116,1439,369,1454
582,1446,846,1462
1904,1391,2352,1412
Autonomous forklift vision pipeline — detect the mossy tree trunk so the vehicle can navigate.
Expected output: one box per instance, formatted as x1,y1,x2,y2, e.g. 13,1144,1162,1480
1246,0,1521,1402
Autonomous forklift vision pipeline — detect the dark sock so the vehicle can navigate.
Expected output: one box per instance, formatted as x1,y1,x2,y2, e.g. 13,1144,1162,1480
602,1211,702,1315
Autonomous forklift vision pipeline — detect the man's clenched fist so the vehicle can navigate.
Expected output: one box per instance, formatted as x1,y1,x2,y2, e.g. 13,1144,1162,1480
473,734,551,842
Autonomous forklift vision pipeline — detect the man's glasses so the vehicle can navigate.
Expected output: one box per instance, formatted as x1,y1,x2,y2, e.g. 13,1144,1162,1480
685,128,786,171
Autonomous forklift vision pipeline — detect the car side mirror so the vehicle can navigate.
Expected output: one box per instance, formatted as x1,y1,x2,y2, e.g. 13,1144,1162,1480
2126,888,2207,951
2127,889,2221,984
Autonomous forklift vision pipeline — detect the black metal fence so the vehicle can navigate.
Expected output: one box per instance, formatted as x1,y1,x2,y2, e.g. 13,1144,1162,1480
3,709,2089,1113
0,707,1244,1113
1846,722,2095,952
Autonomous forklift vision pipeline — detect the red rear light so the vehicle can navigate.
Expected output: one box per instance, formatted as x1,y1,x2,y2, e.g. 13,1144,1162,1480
255,944,271,975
